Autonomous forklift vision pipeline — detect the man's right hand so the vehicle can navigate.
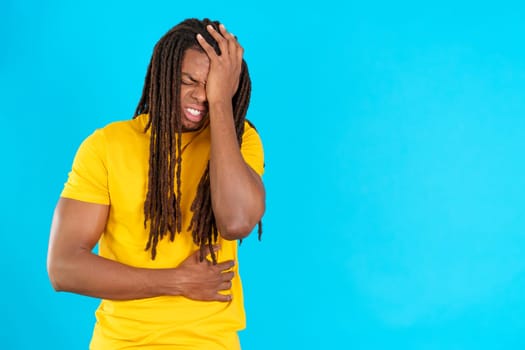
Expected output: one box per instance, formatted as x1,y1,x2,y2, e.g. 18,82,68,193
170,247,235,302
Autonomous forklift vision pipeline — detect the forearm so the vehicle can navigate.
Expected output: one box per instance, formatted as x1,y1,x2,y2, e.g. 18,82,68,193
197,24,265,239
48,248,175,300
208,102,265,239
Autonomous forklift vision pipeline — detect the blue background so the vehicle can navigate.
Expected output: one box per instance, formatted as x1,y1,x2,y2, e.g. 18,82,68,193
1,0,524,349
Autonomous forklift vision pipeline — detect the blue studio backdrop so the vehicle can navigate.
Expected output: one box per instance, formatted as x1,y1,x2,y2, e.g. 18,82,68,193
1,1,524,349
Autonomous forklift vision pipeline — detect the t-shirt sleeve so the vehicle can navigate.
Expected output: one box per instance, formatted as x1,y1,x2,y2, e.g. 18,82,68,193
61,128,110,205
240,122,265,177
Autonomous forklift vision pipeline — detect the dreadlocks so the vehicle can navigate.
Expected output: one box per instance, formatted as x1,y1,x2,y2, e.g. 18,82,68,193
134,18,260,262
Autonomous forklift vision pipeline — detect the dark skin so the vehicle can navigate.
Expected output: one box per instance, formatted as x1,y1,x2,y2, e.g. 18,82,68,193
197,24,265,238
47,24,265,301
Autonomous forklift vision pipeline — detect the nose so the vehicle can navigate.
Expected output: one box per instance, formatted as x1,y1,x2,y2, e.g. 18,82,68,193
191,83,207,103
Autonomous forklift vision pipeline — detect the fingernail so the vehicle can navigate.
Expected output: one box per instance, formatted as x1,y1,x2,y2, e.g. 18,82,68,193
196,33,202,39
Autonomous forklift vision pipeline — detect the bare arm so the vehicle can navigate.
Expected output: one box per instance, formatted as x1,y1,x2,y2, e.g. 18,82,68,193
197,24,266,240
47,197,234,301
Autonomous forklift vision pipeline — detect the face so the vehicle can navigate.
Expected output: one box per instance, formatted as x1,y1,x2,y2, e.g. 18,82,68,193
179,48,210,131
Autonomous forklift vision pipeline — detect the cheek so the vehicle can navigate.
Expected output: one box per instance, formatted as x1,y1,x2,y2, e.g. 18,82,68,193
179,87,191,101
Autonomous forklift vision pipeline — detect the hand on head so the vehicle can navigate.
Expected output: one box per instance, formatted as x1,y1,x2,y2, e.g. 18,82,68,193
196,24,244,105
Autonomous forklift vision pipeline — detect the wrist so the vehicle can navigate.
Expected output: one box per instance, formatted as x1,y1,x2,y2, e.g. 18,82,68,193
208,99,233,113
146,267,183,297
208,102,234,128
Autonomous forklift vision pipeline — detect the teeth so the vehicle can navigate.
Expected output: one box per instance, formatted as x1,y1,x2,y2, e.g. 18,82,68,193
186,108,202,116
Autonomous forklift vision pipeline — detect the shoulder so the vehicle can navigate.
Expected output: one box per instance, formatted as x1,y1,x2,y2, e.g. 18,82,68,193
75,117,148,162
245,119,258,132
244,119,259,133
241,120,265,175
101,117,144,136
242,120,262,143
91,116,148,147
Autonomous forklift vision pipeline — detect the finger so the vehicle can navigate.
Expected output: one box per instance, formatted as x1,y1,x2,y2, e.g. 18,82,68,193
215,260,235,271
214,293,233,302
202,245,221,257
188,247,202,263
206,24,228,55
218,23,235,42
206,244,222,263
219,24,239,54
230,34,243,62
211,245,221,253
196,33,217,58
218,25,243,72
188,245,219,263
218,280,233,291
236,46,244,68
220,271,235,282
226,34,244,66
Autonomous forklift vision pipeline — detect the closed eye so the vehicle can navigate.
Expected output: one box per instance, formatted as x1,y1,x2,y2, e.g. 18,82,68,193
181,73,205,86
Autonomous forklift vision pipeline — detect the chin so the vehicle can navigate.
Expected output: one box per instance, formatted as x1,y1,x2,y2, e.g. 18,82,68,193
181,117,208,132
181,121,204,132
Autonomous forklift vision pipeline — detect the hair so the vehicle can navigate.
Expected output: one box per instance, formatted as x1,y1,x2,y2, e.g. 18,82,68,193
133,18,260,262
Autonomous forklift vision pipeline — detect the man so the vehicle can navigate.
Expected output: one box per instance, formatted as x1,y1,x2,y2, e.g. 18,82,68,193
47,18,265,349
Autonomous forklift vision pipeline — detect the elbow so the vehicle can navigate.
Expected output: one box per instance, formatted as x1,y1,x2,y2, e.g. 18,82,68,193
218,209,265,241
220,222,254,241
47,255,67,292
216,197,265,240
47,268,63,292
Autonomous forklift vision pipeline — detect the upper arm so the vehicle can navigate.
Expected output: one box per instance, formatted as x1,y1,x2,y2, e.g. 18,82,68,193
47,128,114,289
241,122,266,208
61,129,110,204
50,127,111,258
241,122,265,177
47,198,109,274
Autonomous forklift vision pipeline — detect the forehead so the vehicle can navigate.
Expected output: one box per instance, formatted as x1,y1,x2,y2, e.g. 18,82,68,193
181,48,210,80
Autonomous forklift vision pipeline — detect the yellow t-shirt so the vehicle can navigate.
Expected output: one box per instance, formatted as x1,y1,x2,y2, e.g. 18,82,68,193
61,114,264,350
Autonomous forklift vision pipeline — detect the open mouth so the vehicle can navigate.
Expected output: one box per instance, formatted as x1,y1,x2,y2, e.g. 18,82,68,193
184,107,206,123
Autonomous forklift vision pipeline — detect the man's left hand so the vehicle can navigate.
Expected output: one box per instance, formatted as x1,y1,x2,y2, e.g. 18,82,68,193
196,23,243,105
